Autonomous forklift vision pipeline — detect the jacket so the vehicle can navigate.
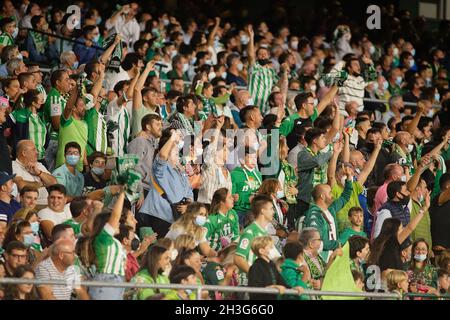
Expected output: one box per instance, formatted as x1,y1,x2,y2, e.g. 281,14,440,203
280,258,309,300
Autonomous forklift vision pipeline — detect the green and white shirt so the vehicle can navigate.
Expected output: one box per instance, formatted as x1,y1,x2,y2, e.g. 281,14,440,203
44,87,67,140
63,218,82,237
248,62,279,115
231,166,262,213
205,210,240,251
106,99,131,157
10,108,47,160
0,32,14,46
85,107,107,155
235,221,268,285
36,84,47,102
93,223,126,276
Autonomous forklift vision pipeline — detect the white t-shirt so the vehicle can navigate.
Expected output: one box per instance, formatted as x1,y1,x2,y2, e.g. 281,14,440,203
104,67,130,93
38,204,72,226
12,160,51,205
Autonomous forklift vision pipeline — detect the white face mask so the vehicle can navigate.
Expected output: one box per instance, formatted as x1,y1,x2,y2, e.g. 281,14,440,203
171,249,178,261
208,72,216,81
182,63,189,73
313,98,318,106
177,140,185,150
276,190,284,199
400,175,407,182
310,84,317,92
268,246,281,260
221,72,227,79
246,98,254,106
195,215,207,226
290,41,299,50
409,59,415,68
407,144,414,153
393,47,399,57
240,35,249,45
237,62,244,71
317,240,324,254
414,254,427,262
340,176,347,186
369,46,376,55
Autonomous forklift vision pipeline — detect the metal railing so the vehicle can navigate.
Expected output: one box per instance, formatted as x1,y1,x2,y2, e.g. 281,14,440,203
0,277,406,300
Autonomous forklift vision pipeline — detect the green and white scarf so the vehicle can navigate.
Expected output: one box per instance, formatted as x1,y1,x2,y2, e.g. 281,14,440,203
30,31,47,54
103,33,123,73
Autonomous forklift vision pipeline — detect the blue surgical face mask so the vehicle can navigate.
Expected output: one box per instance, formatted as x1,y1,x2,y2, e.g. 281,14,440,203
276,190,284,199
72,61,79,70
396,76,403,86
91,167,105,176
93,34,100,43
435,93,440,102
96,17,102,25
66,155,80,166
195,215,207,226
23,233,35,246
12,27,18,39
383,81,389,90
17,53,23,60
30,222,39,235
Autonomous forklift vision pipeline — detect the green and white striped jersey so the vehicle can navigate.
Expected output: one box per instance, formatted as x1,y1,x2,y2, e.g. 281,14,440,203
93,224,126,276
85,108,107,155
0,32,13,46
248,62,279,115
44,87,67,140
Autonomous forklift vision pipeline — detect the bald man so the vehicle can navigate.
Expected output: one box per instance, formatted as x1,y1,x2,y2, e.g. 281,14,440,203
303,166,354,262
392,131,415,174
35,239,90,300
12,140,57,206
230,90,252,128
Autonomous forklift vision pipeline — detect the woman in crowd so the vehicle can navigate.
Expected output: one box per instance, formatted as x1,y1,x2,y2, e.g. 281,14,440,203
3,265,38,300
130,244,172,300
205,188,239,251
407,238,439,294
165,202,217,257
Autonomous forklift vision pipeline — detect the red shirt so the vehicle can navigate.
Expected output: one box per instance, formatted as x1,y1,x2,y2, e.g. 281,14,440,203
125,252,140,281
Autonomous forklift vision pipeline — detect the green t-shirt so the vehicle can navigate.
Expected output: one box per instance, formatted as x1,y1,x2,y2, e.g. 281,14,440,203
331,181,364,233
43,88,67,140
279,109,318,137
0,33,13,46
63,218,82,236
205,210,240,251
231,166,262,213
235,221,268,285
131,269,171,300
56,115,88,172
164,290,196,300
338,227,367,244
93,224,126,276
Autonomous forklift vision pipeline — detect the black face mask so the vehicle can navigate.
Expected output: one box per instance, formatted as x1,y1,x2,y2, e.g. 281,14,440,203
398,192,410,206
366,142,375,152
131,238,140,251
257,59,271,66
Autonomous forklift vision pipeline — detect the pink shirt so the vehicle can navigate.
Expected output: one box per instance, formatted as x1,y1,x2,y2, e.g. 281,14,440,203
374,182,389,214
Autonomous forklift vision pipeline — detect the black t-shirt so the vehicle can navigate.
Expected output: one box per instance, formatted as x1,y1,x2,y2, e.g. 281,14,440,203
378,235,403,272
83,172,107,190
430,196,450,249
286,116,314,150
248,258,286,300
0,125,12,174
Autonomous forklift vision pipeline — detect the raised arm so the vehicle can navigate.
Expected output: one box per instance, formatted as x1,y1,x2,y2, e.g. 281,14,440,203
159,130,180,161
246,24,255,66
133,60,156,110
341,131,350,163
207,17,221,48
62,83,79,120
327,140,343,186
423,130,450,159
99,35,122,65
324,101,341,145
276,63,289,105
125,66,140,101
316,85,338,116
398,191,430,244
108,189,125,231
105,5,128,30
407,155,431,192
406,101,424,136
90,69,105,103
358,139,382,186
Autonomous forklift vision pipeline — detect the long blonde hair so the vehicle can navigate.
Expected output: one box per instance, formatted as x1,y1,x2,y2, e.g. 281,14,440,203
170,202,208,242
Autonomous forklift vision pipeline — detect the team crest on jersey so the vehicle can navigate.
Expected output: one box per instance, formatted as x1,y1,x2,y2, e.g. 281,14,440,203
216,270,224,280
240,238,249,249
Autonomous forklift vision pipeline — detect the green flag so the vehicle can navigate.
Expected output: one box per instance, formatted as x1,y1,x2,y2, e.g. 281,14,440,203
321,243,365,300
103,33,122,73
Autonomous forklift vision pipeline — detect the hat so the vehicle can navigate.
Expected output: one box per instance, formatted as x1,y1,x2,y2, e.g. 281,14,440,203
0,171,16,186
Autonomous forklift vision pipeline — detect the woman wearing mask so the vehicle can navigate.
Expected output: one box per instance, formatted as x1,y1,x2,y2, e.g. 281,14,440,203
300,227,326,290
197,117,232,204
263,136,298,229
138,128,194,238
0,18,18,52
165,202,217,258
130,245,172,300
258,179,289,250
2,219,44,267
205,188,239,252
11,208,42,252
8,89,47,161
407,239,439,295
2,78,22,110
3,265,38,300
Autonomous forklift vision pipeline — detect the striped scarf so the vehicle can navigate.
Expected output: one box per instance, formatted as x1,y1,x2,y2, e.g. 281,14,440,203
30,31,47,54
306,147,328,186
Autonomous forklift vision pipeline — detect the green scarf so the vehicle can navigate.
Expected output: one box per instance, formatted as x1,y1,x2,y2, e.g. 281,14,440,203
103,33,122,73
30,31,47,54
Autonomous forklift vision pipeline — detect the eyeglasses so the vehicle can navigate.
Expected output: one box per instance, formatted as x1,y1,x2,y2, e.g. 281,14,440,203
61,251,75,256
10,253,27,259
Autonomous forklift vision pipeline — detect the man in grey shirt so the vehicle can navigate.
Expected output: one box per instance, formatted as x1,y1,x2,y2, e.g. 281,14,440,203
127,114,163,194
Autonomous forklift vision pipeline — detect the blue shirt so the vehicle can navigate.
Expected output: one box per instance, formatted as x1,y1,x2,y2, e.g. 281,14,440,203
0,64,8,78
53,164,84,197
226,72,247,87
0,199,21,223
73,37,102,65
140,155,193,223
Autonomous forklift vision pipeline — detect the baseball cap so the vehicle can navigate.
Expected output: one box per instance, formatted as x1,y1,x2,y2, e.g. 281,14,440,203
0,171,16,186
